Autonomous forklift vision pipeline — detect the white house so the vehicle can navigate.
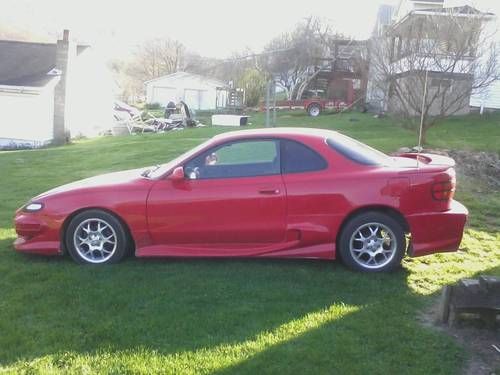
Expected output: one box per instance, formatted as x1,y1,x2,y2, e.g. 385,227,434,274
0,30,115,148
470,38,500,111
470,80,500,111
367,0,496,114
145,71,228,110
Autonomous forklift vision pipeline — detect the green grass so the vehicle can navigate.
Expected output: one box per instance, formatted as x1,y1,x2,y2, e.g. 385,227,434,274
0,111,498,374
426,113,500,152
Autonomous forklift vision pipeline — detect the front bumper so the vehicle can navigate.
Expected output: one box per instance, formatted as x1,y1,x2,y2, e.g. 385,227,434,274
407,200,468,257
14,212,62,255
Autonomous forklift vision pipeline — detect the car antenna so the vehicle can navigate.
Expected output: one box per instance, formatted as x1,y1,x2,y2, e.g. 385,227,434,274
417,70,429,169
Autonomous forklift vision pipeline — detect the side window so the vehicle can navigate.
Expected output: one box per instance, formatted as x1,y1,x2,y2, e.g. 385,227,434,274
185,140,280,179
281,140,327,174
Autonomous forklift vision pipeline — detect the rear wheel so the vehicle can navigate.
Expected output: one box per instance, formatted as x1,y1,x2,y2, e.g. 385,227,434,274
338,212,406,272
65,210,128,265
307,103,321,117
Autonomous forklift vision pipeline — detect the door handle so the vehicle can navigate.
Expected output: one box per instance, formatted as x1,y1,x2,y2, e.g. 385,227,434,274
258,189,280,195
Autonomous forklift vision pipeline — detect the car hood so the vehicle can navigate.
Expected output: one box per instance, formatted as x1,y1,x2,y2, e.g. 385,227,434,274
34,168,147,200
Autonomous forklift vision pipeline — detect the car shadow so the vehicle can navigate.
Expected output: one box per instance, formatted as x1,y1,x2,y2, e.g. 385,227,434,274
212,265,500,375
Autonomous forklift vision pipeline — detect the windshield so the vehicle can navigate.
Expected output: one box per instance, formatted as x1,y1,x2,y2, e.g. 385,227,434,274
326,134,394,166
144,138,214,179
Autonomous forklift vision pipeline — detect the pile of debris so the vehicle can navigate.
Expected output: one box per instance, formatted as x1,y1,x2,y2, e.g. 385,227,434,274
110,100,204,136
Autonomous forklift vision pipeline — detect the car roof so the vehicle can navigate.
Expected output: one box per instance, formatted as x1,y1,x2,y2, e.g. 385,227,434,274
212,127,339,142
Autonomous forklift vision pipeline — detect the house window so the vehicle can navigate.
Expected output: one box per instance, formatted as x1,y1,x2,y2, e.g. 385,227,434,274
430,78,452,92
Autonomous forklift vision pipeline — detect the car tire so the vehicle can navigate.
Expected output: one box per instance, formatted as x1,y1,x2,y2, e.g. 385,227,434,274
338,212,406,273
65,209,128,265
307,103,321,117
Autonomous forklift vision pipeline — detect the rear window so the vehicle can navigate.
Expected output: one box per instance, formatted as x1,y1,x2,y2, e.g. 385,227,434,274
326,136,393,166
281,140,327,174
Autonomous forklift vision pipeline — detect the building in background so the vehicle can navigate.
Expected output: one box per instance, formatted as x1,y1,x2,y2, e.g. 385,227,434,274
144,72,228,111
366,4,396,110
373,4,396,38
470,78,500,112
0,30,115,148
367,0,496,114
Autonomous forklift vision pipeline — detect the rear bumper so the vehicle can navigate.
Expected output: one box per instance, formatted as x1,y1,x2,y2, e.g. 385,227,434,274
407,200,468,257
14,212,62,256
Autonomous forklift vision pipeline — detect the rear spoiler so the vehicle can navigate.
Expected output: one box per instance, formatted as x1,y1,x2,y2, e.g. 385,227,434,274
397,153,456,168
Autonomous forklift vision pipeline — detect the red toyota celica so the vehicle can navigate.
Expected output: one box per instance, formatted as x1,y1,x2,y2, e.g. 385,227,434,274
14,128,468,272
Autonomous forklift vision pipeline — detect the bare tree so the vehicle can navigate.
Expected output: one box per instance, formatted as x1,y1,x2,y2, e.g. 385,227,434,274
128,38,185,82
260,17,333,100
112,37,185,102
369,8,499,144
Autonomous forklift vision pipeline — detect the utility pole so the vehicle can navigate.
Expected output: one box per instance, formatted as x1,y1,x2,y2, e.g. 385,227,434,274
265,81,271,127
272,80,277,127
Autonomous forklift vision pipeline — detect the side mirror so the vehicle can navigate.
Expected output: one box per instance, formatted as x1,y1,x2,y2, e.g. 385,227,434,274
169,166,185,181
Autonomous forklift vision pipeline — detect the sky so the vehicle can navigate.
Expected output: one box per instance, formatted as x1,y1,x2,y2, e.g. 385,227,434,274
0,0,499,60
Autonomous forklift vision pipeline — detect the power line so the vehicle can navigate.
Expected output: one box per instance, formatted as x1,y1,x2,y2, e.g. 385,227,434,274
189,47,296,74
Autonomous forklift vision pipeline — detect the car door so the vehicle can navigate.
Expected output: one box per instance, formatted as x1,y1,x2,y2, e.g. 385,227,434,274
147,139,287,248
279,139,340,245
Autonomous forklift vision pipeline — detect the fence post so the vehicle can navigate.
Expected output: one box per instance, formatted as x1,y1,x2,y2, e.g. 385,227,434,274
266,81,271,128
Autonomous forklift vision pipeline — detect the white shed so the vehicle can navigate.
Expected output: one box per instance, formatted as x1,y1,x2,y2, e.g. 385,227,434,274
145,72,227,110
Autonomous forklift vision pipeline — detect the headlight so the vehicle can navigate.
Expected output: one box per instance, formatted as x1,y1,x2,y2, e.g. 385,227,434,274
23,202,44,212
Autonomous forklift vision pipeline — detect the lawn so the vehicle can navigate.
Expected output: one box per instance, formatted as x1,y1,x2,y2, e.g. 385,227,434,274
0,111,498,374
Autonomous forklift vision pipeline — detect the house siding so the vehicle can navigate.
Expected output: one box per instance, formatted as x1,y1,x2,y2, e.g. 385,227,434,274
0,88,54,144
470,80,500,110
388,74,472,116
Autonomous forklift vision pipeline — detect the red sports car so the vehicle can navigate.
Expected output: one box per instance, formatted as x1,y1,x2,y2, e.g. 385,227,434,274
14,128,468,272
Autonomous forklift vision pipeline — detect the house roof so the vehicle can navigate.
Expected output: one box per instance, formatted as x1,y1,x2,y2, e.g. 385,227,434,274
0,40,57,87
144,71,227,87
389,4,495,34
0,39,90,88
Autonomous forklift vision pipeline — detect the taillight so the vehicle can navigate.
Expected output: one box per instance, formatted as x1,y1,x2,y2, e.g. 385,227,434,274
432,171,456,201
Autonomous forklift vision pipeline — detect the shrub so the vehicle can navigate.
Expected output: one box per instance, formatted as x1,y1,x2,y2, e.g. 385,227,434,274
240,69,266,108
144,102,163,110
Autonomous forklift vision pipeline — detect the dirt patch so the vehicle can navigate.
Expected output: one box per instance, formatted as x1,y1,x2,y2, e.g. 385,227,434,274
448,150,500,191
419,299,500,375
409,150,500,373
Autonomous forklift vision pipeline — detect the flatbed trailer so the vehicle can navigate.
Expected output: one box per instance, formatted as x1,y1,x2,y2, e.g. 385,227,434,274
260,98,349,116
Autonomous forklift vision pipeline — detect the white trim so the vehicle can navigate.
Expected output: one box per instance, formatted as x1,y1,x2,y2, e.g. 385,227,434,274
151,85,177,90
0,76,60,95
144,71,184,84
144,71,227,87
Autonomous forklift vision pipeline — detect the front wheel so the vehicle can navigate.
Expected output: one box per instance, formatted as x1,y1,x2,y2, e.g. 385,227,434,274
338,212,406,272
65,210,128,265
